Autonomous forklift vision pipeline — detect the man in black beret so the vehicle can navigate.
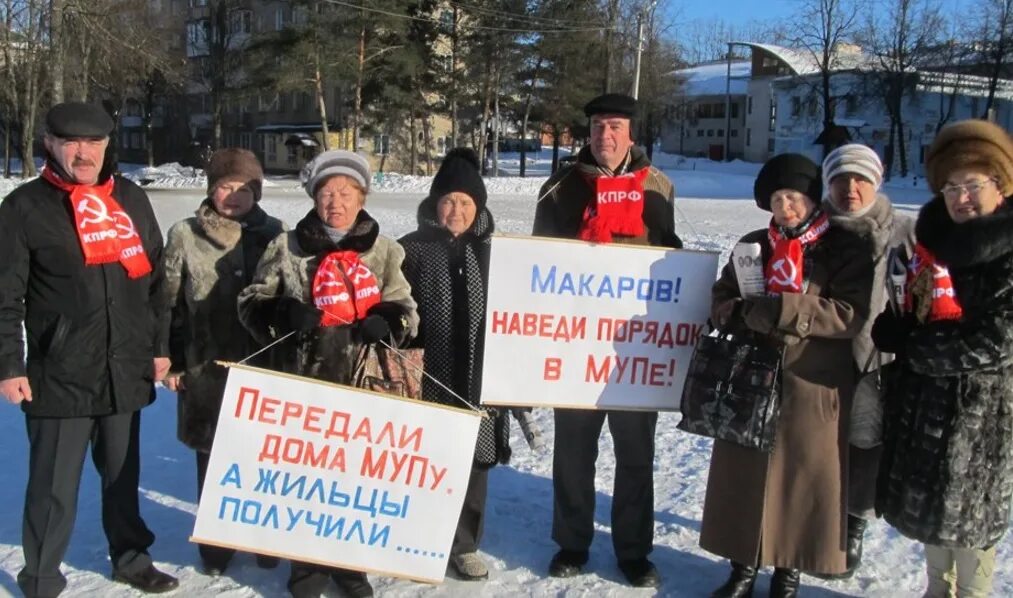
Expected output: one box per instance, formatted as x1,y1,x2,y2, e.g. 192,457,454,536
0,102,178,596
532,93,682,588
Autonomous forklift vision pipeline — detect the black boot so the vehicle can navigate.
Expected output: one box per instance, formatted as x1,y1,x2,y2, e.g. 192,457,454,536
812,514,868,580
710,561,757,598
845,515,867,574
770,568,800,598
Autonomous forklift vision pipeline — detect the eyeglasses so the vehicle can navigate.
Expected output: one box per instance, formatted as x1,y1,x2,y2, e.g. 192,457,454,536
941,178,998,199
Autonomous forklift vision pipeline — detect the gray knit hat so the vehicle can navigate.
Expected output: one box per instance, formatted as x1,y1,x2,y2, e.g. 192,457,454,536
822,144,883,194
300,150,371,197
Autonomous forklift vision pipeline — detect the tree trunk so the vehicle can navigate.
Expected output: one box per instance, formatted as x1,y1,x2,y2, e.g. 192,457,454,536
551,125,560,174
314,57,330,150
50,0,64,103
450,6,458,146
409,110,418,175
421,98,434,176
353,21,366,152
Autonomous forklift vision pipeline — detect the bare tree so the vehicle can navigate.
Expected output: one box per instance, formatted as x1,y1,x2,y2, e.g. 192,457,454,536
1,0,49,177
979,0,1013,118
791,0,859,159
859,0,943,177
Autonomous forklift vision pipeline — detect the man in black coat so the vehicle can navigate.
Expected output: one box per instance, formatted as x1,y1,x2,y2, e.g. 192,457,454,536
533,93,680,588
0,103,178,597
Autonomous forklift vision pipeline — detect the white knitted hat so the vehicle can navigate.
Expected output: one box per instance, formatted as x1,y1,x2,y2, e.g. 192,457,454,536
300,150,371,197
821,144,884,194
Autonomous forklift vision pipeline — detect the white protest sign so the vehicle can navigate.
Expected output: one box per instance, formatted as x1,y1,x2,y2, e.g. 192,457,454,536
480,236,719,411
190,364,481,583
732,242,765,296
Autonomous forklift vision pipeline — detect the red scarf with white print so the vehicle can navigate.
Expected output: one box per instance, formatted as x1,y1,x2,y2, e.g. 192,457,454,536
312,251,381,327
764,212,830,294
41,165,152,279
577,167,649,243
905,243,964,322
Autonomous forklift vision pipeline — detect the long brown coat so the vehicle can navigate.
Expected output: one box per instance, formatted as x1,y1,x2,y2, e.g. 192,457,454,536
699,224,874,574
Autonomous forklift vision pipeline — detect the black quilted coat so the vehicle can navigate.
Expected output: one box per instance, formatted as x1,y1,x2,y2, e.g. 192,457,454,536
878,197,1013,548
399,197,510,468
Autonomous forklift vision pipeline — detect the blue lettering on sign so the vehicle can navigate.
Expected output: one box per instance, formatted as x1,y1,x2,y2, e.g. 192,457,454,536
530,264,682,303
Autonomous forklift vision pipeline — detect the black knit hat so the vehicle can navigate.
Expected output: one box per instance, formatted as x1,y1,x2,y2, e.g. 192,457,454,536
753,153,823,211
429,147,487,209
584,93,637,119
45,102,114,138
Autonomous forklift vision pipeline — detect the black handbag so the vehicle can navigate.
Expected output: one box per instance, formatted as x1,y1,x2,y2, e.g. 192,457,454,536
677,329,783,452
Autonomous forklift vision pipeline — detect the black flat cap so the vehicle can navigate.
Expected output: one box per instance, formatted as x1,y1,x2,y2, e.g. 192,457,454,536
45,102,114,138
584,93,637,118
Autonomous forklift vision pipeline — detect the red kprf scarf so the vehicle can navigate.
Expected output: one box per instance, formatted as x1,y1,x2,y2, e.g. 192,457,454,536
905,243,964,321
577,167,650,243
765,212,830,294
41,165,152,279
312,251,381,327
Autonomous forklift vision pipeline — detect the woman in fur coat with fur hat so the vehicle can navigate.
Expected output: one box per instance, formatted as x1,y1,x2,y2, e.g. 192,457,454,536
399,148,510,582
162,148,285,576
871,119,1013,598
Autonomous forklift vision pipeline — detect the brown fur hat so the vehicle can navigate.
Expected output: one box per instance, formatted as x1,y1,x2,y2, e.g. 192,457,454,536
925,120,1013,197
206,148,264,201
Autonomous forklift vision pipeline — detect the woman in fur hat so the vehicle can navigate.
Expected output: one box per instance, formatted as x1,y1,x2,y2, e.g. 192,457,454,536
701,154,874,597
162,148,285,575
399,147,510,581
238,149,418,598
871,119,1013,598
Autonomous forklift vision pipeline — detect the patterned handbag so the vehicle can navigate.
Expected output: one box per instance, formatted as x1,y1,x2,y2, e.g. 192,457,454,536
677,329,783,452
352,344,424,399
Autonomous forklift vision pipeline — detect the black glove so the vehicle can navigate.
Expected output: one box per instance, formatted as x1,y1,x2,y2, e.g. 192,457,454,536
358,315,390,344
365,301,411,345
277,298,322,333
871,310,916,355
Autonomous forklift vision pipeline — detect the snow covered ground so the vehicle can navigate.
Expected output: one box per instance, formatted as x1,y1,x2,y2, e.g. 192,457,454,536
0,154,1008,598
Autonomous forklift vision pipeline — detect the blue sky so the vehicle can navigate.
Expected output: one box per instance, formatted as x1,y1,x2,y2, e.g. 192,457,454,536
668,0,971,28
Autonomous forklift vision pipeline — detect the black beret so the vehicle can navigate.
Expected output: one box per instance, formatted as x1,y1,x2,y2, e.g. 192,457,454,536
584,93,637,119
753,153,822,211
45,102,114,138
430,147,487,210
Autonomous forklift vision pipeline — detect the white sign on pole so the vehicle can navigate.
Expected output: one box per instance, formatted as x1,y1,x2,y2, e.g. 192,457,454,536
190,364,481,583
480,236,719,411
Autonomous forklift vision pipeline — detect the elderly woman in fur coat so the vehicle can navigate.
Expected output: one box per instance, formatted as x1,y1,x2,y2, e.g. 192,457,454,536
871,120,1013,598
702,154,874,598
163,148,285,575
238,149,418,598
399,148,510,582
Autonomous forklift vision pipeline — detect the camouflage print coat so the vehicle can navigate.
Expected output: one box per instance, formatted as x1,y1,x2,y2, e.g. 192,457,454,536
878,197,1013,549
163,200,284,451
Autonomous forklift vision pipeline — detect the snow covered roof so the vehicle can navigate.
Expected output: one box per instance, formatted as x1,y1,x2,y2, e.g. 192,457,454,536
673,61,751,96
730,41,871,76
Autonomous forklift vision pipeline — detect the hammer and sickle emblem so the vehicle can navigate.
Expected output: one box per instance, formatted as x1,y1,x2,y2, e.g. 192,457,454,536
313,269,345,293
77,194,114,228
112,211,138,240
770,258,800,290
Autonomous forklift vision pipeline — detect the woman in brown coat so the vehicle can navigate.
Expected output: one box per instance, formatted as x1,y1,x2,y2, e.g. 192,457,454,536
701,154,874,597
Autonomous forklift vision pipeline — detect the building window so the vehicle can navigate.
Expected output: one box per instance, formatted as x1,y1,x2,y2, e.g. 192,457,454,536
240,132,251,149
746,128,751,146
697,104,712,119
791,97,801,117
374,134,389,156
229,9,252,34
717,129,724,137
731,129,738,138
189,0,207,6
265,134,277,164
185,19,209,57
697,129,704,138
769,101,776,132
287,144,298,167
768,138,775,152
713,103,725,119
706,129,714,137
275,7,287,30
747,96,753,115
730,103,739,119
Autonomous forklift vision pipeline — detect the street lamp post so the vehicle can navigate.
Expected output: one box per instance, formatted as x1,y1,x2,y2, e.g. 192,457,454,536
631,0,657,100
